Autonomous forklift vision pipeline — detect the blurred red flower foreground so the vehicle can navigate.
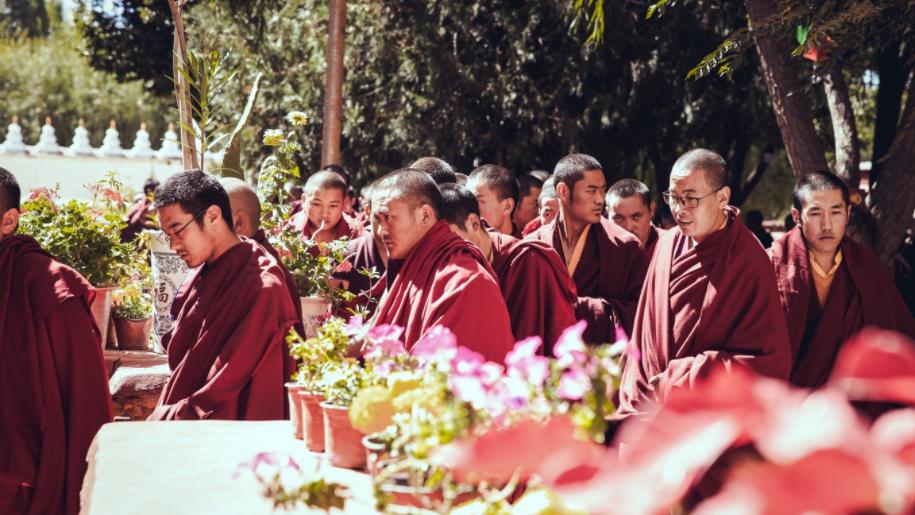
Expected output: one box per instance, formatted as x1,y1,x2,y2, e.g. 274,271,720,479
436,328,915,514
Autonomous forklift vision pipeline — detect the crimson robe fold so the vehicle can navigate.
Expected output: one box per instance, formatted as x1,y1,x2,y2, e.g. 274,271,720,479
528,217,648,343
252,229,305,390
338,230,386,295
0,235,113,515
644,224,663,259
371,220,514,363
770,226,915,388
149,241,298,421
489,232,578,355
618,207,791,414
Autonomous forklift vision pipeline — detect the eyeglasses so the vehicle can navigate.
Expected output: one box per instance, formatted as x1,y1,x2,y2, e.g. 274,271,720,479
157,209,206,246
662,189,721,209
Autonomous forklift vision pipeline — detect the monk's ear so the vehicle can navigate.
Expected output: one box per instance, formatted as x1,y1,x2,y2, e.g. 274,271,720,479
717,186,731,208
505,198,516,216
0,208,19,238
418,204,436,226
556,182,570,204
204,205,223,228
791,207,801,226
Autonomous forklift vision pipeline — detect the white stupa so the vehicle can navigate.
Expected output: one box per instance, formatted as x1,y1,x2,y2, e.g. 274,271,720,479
31,116,63,155
157,122,182,161
129,122,156,158
1,115,28,154
97,119,125,157
68,118,95,156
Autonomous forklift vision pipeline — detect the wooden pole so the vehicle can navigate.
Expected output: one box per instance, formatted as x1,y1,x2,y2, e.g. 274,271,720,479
321,0,346,167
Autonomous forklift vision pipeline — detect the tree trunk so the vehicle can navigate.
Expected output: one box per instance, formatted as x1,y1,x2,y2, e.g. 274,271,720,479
869,80,915,267
732,142,775,207
822,66,860,188
321,0,347,167
745,0,829,177
168,0,200,171
871,40,910,183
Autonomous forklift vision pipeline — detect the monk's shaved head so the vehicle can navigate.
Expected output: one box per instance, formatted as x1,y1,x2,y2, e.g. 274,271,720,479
553,153,603,190
671,148,728,191
468,165,520,205
410,157,457,185
304,170,347,197
440,183,480,229
374,168,443,219
607,178,651,207
220,177,261,236
540,177,557,202
793,171,850,211
0,166,20,213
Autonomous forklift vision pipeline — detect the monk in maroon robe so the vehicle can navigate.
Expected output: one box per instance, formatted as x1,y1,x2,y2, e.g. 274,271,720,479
522,177,559,237
467,165,523,238
288,171,360,246
410,156,458,185
513,174,543,233
149,170,298,421
119,178,159,242
369,169,514,363
0,167,113,515
770,172,915,388
606,178,664,259
441,183,577,354
528,155,648,344
221,178,302,393
618,149,791,414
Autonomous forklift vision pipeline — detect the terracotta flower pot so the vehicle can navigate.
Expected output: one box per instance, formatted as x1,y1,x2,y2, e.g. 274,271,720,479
90,287,114,350
362,434,390,478
286,383,309,439
378,471,479,509
113,317,152,350
321,402,366,469
300,392,326,452
300,297,331,339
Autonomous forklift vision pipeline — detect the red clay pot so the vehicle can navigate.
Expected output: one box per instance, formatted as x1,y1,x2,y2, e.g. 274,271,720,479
321,402,366,469
114,317,152,350
300,392,326,452
285,383,309,439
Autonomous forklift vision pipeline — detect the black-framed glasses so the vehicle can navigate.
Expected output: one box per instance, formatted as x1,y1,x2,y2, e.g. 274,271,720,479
157,209,206,246
662,189,721,209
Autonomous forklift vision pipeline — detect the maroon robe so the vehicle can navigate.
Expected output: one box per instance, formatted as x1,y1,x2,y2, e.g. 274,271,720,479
490,232,578,354
522,217,543,237
120,197,154,242
371,220,514,363
252,229,305,389
338,230,386,295
149,241,298,421
618,207,791,414
528,217,648,343
770,227,915,388
644,224,663,259
0,235,113,515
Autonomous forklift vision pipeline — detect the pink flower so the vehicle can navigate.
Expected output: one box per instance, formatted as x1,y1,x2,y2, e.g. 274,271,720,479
451,346,485,375
557,367,590,401
344,316,366,337
449,374,489,410
411,326,458,363
366,323,402,342
365,337,406,360
506,337,550,385
609,325,640,361
28,187,55,202
334,259,353,273
554,321,588,368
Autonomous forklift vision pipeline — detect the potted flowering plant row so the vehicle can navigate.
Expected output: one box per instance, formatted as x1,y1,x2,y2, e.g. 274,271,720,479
19,173,139,349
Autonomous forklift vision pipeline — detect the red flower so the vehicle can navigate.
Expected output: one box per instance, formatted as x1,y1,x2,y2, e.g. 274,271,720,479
828,328,915,406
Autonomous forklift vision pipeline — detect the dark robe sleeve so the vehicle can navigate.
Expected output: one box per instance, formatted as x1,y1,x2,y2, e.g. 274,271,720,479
574,239,647,341
45,298,113,515
150,292,294,420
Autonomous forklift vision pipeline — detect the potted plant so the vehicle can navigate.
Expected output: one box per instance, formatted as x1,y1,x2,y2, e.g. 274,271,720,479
319,359,368,469
112,289,153,350
286,317,350,447
257,113,356,338
19,174,132,349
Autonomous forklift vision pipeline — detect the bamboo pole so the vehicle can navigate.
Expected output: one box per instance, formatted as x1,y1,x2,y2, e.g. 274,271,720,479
168,0,200,171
